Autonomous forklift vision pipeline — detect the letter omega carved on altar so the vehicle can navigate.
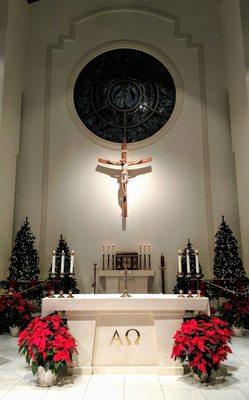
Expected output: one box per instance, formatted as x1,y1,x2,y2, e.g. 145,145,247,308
110,329,141,345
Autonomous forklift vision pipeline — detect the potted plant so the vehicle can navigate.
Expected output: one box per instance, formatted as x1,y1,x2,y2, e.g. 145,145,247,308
18,313,78,387
220,296,249,336
0,292,34,336
171,313,232,382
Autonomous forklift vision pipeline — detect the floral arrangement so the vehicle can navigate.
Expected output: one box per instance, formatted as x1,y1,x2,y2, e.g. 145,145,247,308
0,292,34,329
18,313,78,376
171,313,232,379
220,296,249,328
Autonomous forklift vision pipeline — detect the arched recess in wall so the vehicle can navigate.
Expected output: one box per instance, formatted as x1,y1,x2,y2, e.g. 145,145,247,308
40,6,214,273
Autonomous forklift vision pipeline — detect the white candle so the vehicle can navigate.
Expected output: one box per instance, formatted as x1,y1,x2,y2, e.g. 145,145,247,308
195,250,199,274
61,250,65,274
70,250,75,274
186,249,191,274
52,250,56,274
139,245,142,255
148,244,151,255
178,250,182,274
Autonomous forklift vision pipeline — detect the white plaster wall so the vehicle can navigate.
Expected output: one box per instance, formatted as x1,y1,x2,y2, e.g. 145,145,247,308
220,0,249,273
14,0,240,291
0,0,27,279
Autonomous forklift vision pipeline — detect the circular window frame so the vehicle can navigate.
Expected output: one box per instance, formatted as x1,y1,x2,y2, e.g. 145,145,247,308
66,40,184,150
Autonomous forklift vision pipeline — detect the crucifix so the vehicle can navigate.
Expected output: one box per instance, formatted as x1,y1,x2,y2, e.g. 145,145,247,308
98,138,152,218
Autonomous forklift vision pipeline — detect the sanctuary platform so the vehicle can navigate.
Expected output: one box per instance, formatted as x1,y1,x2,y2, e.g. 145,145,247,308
42,294,210,375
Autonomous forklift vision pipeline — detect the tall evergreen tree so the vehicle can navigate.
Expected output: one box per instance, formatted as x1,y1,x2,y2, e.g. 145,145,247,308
49,234,79,294
173,239,203,294
211,216,248,297
6,217,41,298
8,217,40,281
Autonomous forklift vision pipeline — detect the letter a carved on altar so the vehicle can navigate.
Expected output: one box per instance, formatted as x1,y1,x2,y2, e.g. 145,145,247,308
97,137,152,219
110,329,123,345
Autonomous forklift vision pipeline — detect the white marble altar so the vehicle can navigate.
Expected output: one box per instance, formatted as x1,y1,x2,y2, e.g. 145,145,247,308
42,294,210,375
98,270,154,293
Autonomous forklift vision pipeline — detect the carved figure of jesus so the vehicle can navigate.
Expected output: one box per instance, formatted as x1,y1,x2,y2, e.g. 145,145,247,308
98,138,152,218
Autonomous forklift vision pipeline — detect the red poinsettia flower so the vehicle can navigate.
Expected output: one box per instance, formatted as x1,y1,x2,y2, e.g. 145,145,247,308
18,313,78,376
171,313,232,378
220,296,249,327
0,292,34,329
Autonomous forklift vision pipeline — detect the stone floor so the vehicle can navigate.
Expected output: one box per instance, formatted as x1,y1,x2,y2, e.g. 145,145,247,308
1,333,249,399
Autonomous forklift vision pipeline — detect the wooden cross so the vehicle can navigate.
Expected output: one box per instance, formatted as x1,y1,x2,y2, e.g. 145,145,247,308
98,138,152,218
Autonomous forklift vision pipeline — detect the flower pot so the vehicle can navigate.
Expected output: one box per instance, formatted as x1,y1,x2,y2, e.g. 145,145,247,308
9,326,20,337
37,366,57,387
232,325,244,337
193,370,209,383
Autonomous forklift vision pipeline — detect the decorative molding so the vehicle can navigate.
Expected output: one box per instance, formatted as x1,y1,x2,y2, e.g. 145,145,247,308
40,6,214,272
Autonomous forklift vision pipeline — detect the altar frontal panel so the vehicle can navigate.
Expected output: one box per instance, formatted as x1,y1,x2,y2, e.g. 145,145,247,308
93,313,157,366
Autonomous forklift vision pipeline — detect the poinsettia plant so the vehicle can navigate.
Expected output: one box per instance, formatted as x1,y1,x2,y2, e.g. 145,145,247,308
18,313,78,376
0,292,34,329
171,313,232,379
220,296,249,328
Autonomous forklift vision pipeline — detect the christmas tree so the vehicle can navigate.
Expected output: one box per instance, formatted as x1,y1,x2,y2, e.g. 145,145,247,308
173,239,203,294
7,217,40,296
211,216,248,297
49,234,79,294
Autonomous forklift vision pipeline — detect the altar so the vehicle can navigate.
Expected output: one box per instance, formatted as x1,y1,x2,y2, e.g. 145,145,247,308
98,269,155,293
42,294,210,375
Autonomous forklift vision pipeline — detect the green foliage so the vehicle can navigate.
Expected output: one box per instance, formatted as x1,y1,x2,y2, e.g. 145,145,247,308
8,217,40,282
4,217,42,301
31,361,38,375
210,216,248,298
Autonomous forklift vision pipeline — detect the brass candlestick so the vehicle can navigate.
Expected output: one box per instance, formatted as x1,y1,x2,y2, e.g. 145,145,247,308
58,273,65,298
49,273,56,298
177,273,185,297
102,253,105,270
196,273,202,296
148,254,151,270
8,286,14,296
187,273,193,297
120,266,131,298
92,263,97,294
67,272,75,298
